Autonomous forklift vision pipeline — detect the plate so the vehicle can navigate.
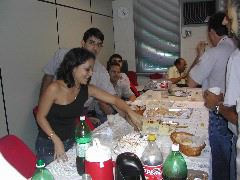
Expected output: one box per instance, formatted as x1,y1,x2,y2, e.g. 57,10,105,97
144,107,192,119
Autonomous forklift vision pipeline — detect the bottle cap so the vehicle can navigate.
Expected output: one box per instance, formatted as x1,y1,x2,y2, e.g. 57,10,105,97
80,116,85,121
172,143,179,151
148,134,156,141
36,159,45,168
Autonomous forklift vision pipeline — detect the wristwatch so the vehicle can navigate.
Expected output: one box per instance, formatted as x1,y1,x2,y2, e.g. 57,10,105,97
215,105,220,115
215,102,223,115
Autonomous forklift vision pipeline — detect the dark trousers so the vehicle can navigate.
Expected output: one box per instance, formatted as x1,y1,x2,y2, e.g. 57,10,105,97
35,135,74,165
209,111,233,180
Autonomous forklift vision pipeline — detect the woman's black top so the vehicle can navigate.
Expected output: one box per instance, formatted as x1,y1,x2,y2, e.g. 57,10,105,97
38,85,88,140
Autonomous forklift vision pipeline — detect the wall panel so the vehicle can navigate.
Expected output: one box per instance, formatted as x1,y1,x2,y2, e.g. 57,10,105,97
92,14,114,66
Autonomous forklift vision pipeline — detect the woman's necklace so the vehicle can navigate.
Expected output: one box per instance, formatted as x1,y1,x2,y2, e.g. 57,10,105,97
73,85,80,100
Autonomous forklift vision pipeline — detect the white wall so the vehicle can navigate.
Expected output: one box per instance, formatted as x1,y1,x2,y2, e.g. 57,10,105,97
112,0,136,71
112,0,210,85
181,26,209,69
0,0,114,150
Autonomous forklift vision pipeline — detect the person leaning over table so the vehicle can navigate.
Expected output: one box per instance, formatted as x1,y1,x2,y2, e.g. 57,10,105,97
167,57,187,85
204,1,240,179
187,12,236,180
36,48,143,165
39,27,116,125
108,62,136,102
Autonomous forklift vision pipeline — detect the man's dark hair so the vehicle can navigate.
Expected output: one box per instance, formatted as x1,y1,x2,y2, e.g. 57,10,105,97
83,28,104,42
57,48,95,88
107,54,123,71
174,58,182,66
107,62,121,72
108,54,123,63
208,12,228,36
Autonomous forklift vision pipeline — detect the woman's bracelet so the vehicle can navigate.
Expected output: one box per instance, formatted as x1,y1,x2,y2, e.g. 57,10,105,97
48,131,55,140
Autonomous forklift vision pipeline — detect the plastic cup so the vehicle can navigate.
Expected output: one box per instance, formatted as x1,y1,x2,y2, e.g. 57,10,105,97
208,87,221,95
81,174,92,180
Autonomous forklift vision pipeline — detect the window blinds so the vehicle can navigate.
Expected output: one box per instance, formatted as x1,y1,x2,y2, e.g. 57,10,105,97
133,0,180,73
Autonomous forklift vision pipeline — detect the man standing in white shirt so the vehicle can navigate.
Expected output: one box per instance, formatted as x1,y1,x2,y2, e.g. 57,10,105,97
39,28,116,121
188,12,236,180
204,1,240,179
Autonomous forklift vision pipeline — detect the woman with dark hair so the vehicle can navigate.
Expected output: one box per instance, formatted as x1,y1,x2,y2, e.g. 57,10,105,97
35,48,142,165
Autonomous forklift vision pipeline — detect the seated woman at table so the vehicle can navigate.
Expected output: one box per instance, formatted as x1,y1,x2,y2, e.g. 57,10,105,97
35,48,142,165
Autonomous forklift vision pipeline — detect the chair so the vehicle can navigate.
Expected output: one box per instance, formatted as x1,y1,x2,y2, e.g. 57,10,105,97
0,135,37,178
127,71,138,86
121,60,128,74
149,73,163,80
130,81,140,97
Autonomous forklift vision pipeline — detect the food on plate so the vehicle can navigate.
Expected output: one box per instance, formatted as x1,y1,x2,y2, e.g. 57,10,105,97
142,119,177,135
170,132,206,156
114,132,148,158
144,107,192,119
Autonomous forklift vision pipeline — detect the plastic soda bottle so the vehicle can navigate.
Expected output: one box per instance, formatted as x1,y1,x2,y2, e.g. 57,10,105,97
75,116,92,175
163,144,188,180
141,134,163,180
31,159,54,180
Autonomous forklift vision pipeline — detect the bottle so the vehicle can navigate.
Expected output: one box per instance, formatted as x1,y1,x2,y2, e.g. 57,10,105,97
31,159,54,180
141,134,163,180
75,116,92,175
163,144,188,180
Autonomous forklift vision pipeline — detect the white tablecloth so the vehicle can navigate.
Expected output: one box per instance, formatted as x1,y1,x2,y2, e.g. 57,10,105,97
47,88,211,179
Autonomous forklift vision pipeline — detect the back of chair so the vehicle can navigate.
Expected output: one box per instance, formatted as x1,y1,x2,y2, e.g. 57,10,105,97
130,81,140,97
0,135,36,178
149,73,163,80
127,71,138,86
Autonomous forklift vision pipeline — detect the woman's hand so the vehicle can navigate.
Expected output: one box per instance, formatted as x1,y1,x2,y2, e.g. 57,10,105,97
127,111,143,131
52,136,68,162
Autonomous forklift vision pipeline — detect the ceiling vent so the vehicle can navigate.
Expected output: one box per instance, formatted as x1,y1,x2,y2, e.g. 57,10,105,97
182,0,216,26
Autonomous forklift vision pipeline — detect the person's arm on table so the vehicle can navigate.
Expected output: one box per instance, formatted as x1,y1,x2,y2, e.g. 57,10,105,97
88,85,142,130
168,74,187,84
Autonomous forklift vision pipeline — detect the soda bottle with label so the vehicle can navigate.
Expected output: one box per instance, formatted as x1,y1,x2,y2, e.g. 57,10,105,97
162,144,188,180
31,159,55,180
75,116,92,175
141,134,163,180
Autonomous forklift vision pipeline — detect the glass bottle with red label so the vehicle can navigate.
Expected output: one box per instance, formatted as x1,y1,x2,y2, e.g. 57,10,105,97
141,134,163,180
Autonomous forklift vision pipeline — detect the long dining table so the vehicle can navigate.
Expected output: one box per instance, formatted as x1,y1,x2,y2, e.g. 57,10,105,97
46,87,211,180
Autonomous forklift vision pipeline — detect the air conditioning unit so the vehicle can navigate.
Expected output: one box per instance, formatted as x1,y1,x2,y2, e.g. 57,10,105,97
181,0,216,26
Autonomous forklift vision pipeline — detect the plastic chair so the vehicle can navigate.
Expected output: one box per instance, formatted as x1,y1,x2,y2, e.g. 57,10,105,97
130,81,140,97
0,135,37,178
127,71,138,86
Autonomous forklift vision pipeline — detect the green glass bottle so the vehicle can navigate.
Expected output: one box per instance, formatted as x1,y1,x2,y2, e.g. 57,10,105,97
163,144,188,180
31,159,54,180
75,116,92,175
